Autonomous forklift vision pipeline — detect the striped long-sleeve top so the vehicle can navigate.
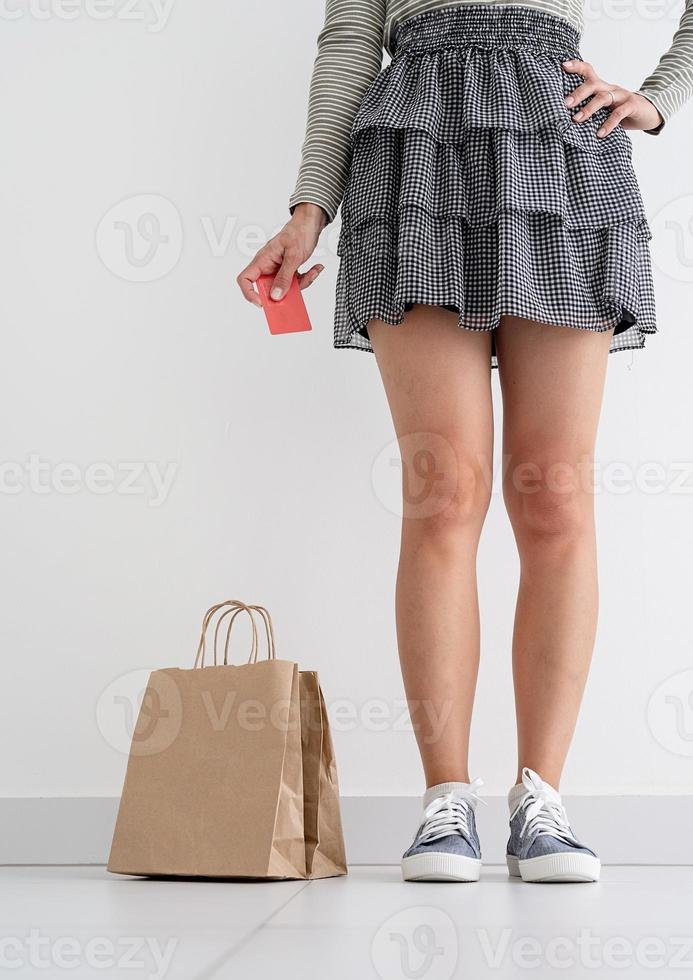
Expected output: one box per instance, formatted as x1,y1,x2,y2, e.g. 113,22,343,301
289,0,693,223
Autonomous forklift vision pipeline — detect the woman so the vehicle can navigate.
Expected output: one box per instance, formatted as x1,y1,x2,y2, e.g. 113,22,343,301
238,0,692,883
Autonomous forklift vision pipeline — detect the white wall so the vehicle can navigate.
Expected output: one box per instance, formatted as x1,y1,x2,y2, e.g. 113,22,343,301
1,0,692,800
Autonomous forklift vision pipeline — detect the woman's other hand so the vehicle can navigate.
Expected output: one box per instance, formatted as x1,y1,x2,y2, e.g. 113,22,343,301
236,203,327,307
562,60,664,137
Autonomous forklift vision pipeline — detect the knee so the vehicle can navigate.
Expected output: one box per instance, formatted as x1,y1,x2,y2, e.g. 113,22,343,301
521,487,585,541
506,458,591,547
404,458,491,546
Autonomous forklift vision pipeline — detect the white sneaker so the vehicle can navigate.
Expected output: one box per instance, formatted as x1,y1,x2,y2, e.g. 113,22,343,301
401,779,483,882
506,768,600,883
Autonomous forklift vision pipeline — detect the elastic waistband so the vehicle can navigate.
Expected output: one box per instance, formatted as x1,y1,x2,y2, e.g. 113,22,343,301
393,5,581,58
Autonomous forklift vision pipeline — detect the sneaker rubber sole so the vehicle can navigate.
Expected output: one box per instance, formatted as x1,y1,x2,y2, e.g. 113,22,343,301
402,852,482,882
507,852,601,883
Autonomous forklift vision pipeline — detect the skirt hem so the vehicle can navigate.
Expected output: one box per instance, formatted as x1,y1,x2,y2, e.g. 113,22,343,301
334,308,654,369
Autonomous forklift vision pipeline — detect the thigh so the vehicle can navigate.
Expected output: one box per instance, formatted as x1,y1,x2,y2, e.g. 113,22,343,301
495,316,612,500
368,305,494,515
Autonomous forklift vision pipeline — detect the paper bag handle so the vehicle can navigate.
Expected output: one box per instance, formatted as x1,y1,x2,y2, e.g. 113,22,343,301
194,600,277,667
223,603,277,663
247,605,276,661
216,605,258,665
194,600,255,667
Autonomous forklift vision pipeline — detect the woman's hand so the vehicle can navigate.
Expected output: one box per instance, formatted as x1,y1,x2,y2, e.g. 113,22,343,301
562,60,663,137
236,203,327,307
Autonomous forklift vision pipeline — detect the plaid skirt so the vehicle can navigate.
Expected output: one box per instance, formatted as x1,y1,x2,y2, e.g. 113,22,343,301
334,5,657,367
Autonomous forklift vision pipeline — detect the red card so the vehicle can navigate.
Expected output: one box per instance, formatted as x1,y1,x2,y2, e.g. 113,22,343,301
256,274,312,335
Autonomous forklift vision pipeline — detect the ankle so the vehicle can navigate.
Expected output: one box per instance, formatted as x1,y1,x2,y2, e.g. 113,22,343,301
426,770,470,788
515,766,561,791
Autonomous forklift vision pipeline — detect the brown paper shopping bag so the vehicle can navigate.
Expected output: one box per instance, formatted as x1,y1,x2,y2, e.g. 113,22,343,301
107,600,347,879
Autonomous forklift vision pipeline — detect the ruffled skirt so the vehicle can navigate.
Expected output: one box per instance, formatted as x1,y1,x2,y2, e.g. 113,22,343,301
334,5,657,366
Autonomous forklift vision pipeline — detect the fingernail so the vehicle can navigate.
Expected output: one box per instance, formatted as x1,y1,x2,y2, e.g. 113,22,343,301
565,97,574,107
563,60,573,67
574,111,583,120
270,287,283,301
597,128,605,137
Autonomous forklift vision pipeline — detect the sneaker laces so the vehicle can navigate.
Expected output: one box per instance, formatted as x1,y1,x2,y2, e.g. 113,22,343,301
416,778,485,845
513,767,580,846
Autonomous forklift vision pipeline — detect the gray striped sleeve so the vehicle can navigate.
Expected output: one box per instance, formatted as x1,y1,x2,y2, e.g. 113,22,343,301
289,0,386,223
637,0,693,132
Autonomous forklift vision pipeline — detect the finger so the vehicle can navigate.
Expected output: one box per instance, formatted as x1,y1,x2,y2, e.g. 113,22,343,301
562,59,593,79
296,263,324,291
572,91,614,123
565,80,599,108
237,242,285,305
270,249,302,300
236,262,264,307
597,105,630,138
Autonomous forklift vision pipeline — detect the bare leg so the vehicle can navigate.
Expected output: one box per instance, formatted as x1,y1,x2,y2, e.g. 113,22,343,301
369,306,493,786
495,316,612,789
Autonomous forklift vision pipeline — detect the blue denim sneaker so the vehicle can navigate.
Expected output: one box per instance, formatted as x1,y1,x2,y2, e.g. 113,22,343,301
506,768,600,883
401,779,483,882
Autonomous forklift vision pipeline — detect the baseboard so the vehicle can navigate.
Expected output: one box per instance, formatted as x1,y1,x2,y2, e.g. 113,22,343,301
1,796,691,866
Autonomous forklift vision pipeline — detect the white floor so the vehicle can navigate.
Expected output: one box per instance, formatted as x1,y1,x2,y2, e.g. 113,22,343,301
1,865,692,978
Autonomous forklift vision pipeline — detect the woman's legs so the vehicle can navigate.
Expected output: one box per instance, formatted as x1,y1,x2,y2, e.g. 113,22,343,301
369,305,494,787
370,307,610,792
495,316,612,789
